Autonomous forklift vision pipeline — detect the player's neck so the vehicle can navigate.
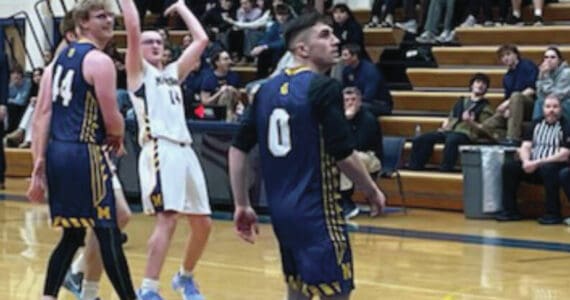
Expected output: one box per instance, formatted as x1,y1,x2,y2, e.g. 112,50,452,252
291,57,328,74
77,34,107,50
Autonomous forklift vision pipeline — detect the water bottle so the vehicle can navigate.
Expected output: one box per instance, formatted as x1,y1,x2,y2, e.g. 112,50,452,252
415,124,422,137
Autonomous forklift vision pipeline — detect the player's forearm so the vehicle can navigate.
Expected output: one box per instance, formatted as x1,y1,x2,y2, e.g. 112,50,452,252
120,0,141,32
177,4,208,45
104,112,125,138
337,151,378,195
228,146,251,208
30,110,50,163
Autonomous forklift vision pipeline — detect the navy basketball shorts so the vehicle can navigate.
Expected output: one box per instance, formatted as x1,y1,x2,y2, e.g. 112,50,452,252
46,140,117,228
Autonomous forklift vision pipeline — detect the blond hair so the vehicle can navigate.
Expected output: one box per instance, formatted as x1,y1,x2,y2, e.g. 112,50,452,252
73,0,112,26
59,10,75,35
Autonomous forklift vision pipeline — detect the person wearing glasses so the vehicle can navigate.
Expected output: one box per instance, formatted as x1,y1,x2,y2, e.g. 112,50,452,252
532,47,570,121
120,0,212,299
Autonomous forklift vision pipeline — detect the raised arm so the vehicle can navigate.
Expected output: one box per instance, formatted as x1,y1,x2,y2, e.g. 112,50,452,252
120,0,144,90
165,0,208,81
84,51,124,151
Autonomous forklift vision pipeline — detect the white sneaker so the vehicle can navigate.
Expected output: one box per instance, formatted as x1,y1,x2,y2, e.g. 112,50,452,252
395,19,418,34
415,31,436,43
460,15,477,27
436,30,455,43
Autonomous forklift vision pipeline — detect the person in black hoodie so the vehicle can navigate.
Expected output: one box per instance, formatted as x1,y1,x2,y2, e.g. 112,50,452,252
331,3,368,60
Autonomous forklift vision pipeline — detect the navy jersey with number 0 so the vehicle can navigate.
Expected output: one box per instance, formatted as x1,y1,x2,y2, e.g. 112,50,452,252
50,41,106,144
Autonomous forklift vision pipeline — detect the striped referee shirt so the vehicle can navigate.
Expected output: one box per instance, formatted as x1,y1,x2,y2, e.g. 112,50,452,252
523,117,570,160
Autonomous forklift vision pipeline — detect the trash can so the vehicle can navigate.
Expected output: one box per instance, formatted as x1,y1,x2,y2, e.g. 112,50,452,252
460,145,517,219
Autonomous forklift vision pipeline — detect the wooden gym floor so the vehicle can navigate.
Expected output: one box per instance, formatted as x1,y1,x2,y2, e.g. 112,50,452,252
1,178,570,299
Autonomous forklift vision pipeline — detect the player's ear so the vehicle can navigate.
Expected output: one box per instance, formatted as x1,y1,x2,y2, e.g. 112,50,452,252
296,41,309,59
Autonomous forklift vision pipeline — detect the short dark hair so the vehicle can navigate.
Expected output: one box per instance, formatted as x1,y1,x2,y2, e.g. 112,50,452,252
284,12,329,51
210,50,227,69
343,86,362,97
497,44,520,59
469,72,490,89
60,10,75,36
274,4,289,16
11,64,24,76
341,43,361,57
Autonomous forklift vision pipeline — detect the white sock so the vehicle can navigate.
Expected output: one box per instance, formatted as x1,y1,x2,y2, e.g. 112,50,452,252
80,280,99,300
513,10,521,18
179,266,193,277
534,8,542,17
71,251,85,274
141,278,160,292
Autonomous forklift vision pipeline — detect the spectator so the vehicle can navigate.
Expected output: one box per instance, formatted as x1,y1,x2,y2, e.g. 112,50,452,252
331,3,368,60
341,43,392,116
408,73,494,171
416,0,456,43
228,0,263,64
6,67,43,148
366,0,395,28
200,50,241,110
496,95,570,224
0,53,8,189
250,3,290,78
393,0,420,34
7,65,31,133
340,87,383,219
183,60,209,118
202,0,237,49
460,0,510,26
480,44,538,145
508,0,544,25
532,47,570,121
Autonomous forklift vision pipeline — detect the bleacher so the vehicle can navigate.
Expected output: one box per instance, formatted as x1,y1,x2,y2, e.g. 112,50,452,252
4,1,570,217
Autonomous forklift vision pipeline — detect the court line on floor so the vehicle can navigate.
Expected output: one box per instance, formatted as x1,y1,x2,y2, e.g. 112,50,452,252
4,196,570,254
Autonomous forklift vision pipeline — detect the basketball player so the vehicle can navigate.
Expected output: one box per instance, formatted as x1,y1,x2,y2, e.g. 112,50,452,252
26,1,136,299
120,0,210,299
229,12,386,300
27,7,133,300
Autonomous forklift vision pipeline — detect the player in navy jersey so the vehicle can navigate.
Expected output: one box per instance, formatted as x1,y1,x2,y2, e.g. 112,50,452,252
229,12,386,300
26,1,136,299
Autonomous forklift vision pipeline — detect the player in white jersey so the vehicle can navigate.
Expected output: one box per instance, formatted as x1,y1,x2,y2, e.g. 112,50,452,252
120,0,210,299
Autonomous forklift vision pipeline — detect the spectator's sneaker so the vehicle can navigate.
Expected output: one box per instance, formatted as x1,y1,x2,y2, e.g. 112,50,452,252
137,289,164,300
415,31,436,44
460,15,477,27
436,30,455,43
533,15,544,26
172,272,204,300
483,20,494,27
395,19,418,34
365,16,380,28
506,14,524,26
62,270,83,299
380,14,394,27
537,215,563,225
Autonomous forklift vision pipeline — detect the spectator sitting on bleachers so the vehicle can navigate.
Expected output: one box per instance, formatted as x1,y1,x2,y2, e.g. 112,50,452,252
532,46,570,121
508,0,545,25
460,0,510,26
416,0,456,43
408,73,494,172
227,0,263,64
392,0,420,33
339,87,383,219
183,59,209,118
5,67,43,148
331,3,368,60
366,0,395,28
200,50,241,112
341,43,392,116
480,44,538,145
250,3,290,79
496,94,570,224
7,65,31,133
202,0,237,50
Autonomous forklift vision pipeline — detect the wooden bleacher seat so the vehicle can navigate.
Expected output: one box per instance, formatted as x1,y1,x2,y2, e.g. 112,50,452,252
392,91,503,113
380,116,445,138
6,148,32,177
455,26,570,46
406,68,505,90
433,46,570,67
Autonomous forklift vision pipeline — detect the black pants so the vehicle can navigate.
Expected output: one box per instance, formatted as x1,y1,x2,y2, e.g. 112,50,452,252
7,103,25,133
408,131,471,171
371,0,417,20
501,160,567,217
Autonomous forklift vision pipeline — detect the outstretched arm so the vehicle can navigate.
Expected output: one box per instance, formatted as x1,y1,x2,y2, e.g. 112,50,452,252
120,0,144,90
165,0,208,81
